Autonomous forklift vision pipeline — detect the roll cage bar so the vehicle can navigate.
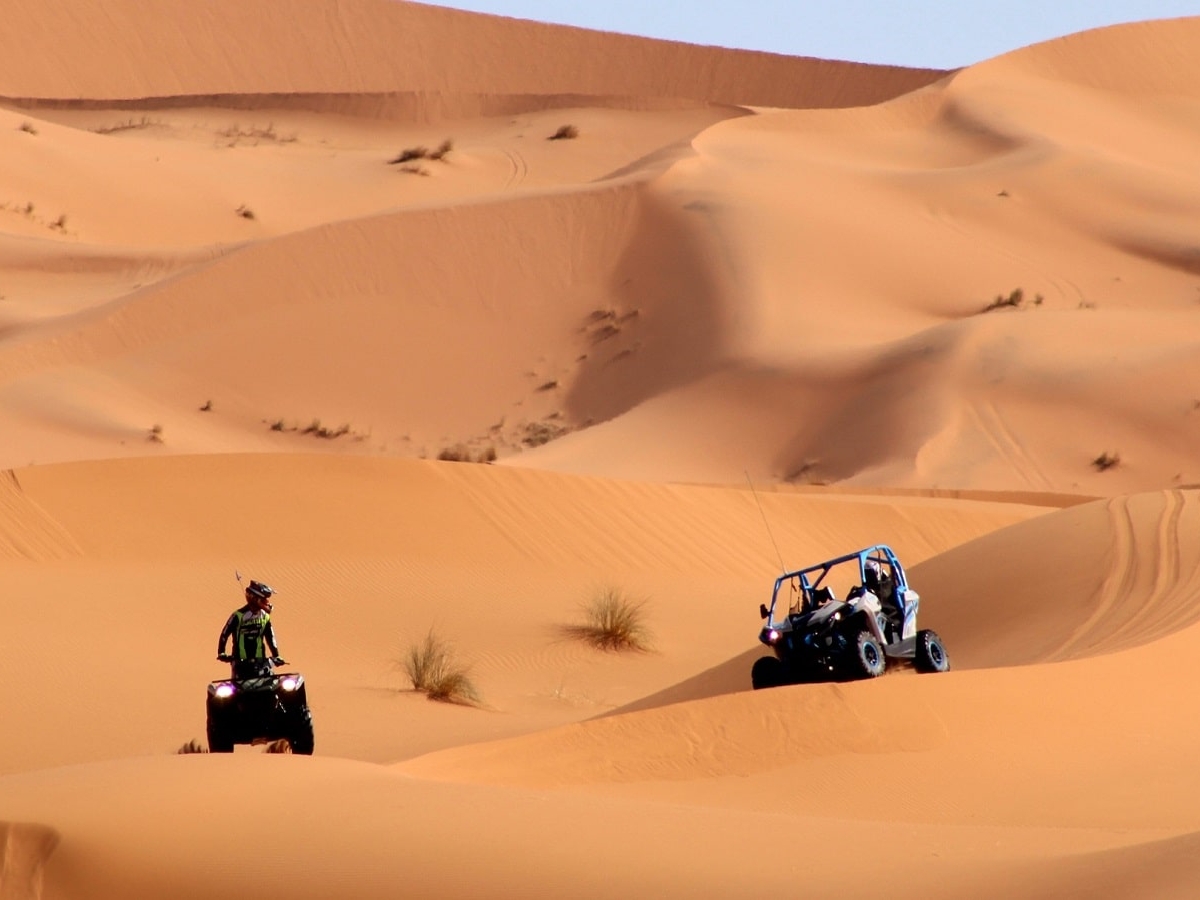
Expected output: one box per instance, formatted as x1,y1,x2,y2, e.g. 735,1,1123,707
759,544,910,627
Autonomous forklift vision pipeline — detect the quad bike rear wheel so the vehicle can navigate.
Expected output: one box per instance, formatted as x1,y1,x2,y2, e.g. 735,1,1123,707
847,629,886,679
751,656,784,690
914,629,950,673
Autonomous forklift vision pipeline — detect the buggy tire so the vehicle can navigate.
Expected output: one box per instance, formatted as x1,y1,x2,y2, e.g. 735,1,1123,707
848,630,887,679
914,629,951,673
288,707,315,755
751,656,784,690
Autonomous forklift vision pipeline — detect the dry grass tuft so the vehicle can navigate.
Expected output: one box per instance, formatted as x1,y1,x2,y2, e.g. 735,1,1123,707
199,399,213,412
93,116,161,134
402,630,480,705
429,138,454,161
549,124,579,140
235,205,256,220
148,424,164,443
565,586,652,652
263,739,292,754
177,739,208,754
438,443,496,463
17,121,37,135
522,420,567,447
1092,450,1121,471
981,288,1024,313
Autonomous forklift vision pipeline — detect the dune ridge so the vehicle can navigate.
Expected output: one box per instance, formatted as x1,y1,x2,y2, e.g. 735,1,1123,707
2,3,1200,898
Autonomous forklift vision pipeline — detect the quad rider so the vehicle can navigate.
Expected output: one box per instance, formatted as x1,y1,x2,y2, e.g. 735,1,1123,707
218,579,286,680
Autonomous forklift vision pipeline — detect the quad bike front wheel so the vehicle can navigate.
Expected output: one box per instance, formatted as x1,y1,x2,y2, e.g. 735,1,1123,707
847,630,886,679
287,707,315,755
914,629,951,673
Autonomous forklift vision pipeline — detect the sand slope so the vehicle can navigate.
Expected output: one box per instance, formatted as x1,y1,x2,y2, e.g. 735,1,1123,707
2,3,1199,899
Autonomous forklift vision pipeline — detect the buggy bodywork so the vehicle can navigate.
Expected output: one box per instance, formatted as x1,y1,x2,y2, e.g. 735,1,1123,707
752,544,949,687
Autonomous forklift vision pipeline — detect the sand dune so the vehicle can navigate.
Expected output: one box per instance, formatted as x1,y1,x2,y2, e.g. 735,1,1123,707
2,3,1199,898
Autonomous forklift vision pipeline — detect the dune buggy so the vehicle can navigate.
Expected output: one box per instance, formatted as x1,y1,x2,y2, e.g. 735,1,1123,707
206,658,315,753
752,544,950,688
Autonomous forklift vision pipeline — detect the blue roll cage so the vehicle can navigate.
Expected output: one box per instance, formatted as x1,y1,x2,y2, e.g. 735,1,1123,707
761,544,909,626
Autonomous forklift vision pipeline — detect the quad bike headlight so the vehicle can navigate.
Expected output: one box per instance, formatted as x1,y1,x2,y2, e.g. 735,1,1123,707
279,676,299,692
214,683,236,699
762,628,781,646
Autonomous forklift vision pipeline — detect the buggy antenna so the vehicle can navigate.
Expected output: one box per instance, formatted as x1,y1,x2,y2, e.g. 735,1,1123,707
745,470,787,575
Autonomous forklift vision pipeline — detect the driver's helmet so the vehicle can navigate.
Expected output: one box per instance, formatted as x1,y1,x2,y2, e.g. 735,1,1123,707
863,560,882,592
245,579,275,610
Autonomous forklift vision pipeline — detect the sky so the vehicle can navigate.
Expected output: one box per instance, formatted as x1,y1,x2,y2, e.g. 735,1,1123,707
417,1,1198,69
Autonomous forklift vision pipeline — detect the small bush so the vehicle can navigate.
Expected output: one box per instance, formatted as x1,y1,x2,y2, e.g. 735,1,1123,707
18,121,37,135
565,586,651,652
389,146,429,164
549,124,579,141
1092,451,1121,471
523,421,567,447
199,399,213,412
177,739,208,754
235,205,256,220
402,630,480,704
981,288,1024,313
93,116,161,134
429,139,454,161
148,424,164,443
438,443,496,463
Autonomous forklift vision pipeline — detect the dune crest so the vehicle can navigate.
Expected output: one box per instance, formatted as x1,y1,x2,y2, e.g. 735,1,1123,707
2,3,1200,898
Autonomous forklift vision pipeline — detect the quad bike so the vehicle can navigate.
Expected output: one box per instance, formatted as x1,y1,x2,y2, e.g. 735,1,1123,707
752,544,950,688
206,656,315,754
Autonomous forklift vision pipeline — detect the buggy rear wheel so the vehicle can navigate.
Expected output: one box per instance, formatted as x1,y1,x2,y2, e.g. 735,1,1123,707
914,629,950,673
751,656,784,690
847,630,886,679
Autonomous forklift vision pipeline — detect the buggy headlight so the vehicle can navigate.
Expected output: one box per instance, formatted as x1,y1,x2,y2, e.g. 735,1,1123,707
214,683,236,699
279,676,299,692
763,628,780,645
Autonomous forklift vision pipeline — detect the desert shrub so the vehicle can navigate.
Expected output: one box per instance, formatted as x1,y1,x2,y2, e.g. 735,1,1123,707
236,205,256,220
199,400,213,412
18,121,37,135
93,116,161,134
177,739,208,754
549,124,579,140
522,421,567,447
565,586,651,652
429,139,454,161
389,146,429,164
402,630,480,704
1092,451,1120,471
148,424,164,443
438,443,496,463
981,288,1024,313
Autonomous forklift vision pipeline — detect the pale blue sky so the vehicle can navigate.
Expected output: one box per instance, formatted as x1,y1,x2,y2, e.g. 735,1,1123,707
418,1,1198,69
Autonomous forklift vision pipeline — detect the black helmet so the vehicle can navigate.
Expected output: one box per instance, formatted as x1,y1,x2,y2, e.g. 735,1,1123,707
246,580,274,605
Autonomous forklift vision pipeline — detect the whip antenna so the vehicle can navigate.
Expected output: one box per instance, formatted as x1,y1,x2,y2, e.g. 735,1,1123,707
745,471,787,574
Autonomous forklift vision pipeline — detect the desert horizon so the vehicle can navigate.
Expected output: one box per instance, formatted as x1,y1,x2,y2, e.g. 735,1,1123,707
2,2,1199,898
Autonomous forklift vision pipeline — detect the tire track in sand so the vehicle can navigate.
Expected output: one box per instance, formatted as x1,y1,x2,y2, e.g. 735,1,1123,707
969,400,1053,490
1052,491,1195,659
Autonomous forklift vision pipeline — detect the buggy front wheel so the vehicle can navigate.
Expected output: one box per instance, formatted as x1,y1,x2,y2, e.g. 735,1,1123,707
751,656,784,690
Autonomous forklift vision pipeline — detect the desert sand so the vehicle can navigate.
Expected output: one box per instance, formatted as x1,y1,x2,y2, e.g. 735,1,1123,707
1,1,1199,897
